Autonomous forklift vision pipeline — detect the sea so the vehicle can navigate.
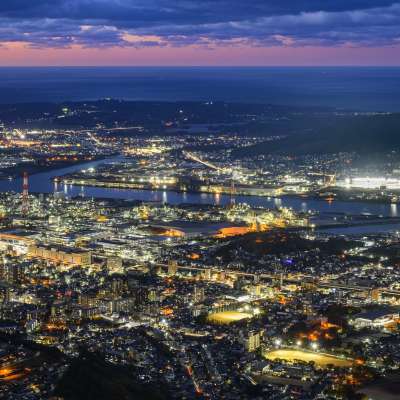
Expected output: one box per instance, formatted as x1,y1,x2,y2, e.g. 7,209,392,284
0,66,399,111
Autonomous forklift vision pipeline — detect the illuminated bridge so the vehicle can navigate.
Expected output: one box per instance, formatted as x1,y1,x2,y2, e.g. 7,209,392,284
183,151,226,172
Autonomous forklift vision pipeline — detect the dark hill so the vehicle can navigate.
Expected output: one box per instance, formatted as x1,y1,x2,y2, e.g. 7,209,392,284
54,350,167,400
213,232,358,262
233,113,400,157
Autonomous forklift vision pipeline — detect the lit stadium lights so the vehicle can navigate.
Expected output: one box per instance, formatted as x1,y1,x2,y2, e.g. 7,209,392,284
311,342,319,350
274,338,282,347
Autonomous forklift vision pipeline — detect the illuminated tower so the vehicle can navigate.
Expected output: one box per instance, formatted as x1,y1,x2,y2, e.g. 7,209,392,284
230,172,236,206
22,171,29,214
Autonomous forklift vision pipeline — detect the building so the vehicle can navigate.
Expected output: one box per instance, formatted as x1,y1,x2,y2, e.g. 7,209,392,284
1,259,24,284
245,331,261,352
107,256,123,272
27,244,92,266
0,230,36,255
168,260,178,276
351,309,400,329
0,283,10,304
193,286,205,303
249,284,261,297
105,297,135,314
203,268,212,280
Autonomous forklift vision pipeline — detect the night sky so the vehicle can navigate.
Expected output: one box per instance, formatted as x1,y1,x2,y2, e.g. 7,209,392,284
0,0,399,65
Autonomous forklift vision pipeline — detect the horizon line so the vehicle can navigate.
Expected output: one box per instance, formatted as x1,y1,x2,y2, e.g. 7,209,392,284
0,65,400,68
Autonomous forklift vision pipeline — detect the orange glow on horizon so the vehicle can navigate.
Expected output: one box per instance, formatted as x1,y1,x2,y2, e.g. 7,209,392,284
1,41,400,66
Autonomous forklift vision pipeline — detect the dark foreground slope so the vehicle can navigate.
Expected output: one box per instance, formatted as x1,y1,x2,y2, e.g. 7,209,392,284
54,351,167,400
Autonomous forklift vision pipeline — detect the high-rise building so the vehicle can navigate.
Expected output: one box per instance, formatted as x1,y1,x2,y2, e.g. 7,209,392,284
0,283,10,304
111,276,125,295
245,331,261,352
1,259,24,284
203,268,211,280
193,286,205,303
168,260,178,276
250,284,261,297
148,288,158,302
253,273,260,284
22,171,29,215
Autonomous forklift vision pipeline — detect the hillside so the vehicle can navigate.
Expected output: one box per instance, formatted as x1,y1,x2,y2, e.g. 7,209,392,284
233,113,400,157
54,351,167,400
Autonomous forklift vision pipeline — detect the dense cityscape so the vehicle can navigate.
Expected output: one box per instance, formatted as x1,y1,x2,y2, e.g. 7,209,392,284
0,101,399,400
1,0,400,398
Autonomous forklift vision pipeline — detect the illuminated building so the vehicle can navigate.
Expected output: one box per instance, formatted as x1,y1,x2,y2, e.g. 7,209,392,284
27,244,92,266
0,283,10,304
0,231,36,255
148,288,158,302
168,260,178,276
245,331,261,352
338,176,400,190
193,286,205,304
351,309,400,329
249,284,261,297
1,258,24,284
203,268,211,280
107,256,123,272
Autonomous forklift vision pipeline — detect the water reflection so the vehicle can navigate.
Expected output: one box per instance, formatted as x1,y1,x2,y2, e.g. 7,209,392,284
274,198,282,207
0,156,399,218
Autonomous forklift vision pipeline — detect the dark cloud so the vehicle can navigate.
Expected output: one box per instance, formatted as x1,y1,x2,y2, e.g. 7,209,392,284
0,1,399,48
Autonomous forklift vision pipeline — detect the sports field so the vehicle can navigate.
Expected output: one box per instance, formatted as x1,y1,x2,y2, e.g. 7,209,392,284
265,349,353,368
207,311,252,324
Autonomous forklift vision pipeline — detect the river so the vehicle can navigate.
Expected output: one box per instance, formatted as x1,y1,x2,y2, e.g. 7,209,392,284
1,157,400,234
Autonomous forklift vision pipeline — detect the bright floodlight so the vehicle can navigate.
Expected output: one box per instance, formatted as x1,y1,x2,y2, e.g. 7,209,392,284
311,342,318,350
